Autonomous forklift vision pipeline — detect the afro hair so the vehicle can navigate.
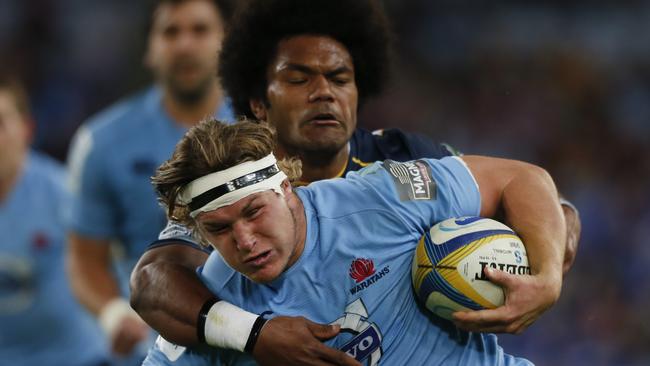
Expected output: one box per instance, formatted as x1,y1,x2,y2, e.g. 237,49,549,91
218,0,394,118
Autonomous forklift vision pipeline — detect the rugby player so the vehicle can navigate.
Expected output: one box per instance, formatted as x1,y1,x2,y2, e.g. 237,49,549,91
142,118,565,365
130,1,580,365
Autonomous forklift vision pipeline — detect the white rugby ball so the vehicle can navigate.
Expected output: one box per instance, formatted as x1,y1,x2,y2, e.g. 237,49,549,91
411,216,530,320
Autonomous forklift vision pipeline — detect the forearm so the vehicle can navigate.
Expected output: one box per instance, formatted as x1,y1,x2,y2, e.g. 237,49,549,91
500,165,565,288
129,244,358,364
560,199,581,274
130,244,270,352
130,255,214,345
66,233,122,315
466,156,565,289
456,156,567,333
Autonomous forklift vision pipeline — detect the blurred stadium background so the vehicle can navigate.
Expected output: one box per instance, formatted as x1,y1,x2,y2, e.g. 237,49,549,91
2,0,649,365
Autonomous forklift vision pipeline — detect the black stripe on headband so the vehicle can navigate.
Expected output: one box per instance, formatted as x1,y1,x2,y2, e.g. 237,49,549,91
188,164,281,212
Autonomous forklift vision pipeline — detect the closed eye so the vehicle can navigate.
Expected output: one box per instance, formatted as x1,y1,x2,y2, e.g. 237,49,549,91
246,207,262,219
332,77,350,86
204,224,229,235
288,78,307,85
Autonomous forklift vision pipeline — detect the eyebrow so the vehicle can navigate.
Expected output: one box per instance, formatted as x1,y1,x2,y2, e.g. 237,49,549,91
281,63,353,78
200,195,260,229
241,196,257,213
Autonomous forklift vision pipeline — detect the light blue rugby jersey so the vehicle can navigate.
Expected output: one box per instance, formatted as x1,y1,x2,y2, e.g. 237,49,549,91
145,156,532,366
0,152,108,366
66,86,233,293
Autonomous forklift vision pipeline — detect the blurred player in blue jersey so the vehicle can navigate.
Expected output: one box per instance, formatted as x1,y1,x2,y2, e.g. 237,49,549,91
65,0,234,362
142,119,565,365
0,75,109,365
130,1,580,365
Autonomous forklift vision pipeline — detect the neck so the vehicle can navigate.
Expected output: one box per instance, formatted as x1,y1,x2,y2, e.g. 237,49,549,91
285,192,307,269
0,159,24,204
162,82,223,128
277,143,350,184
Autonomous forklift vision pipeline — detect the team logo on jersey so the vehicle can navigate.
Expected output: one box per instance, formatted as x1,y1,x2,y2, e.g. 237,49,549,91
384,160,436,201
349,258,376,282
331,299,383,365
31,231,50,251
349,259,390,295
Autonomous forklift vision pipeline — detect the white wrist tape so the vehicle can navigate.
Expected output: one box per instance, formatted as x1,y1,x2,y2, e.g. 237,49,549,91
99,298,139,339
204,301,258,352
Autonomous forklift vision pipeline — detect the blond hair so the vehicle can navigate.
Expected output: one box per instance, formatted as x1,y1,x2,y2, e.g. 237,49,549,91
152,118,301,235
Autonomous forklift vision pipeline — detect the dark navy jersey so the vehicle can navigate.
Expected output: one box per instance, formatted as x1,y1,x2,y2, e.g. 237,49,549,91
344,128,456,175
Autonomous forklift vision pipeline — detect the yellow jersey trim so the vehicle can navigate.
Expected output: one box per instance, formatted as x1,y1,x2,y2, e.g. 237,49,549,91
351,157,373,168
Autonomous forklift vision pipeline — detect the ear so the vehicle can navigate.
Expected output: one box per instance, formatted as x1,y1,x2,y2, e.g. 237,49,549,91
143,46,154,70
22,116,36,145
281,179,292,195
143,32,157,70
249,99,268,121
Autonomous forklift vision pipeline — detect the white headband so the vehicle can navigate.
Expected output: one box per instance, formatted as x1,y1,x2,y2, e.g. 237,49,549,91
178,154,287,218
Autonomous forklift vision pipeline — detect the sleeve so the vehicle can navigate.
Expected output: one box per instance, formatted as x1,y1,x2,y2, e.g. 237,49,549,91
147,221,211,254
348,156,481,234
64,126,119,239
373,128,460,160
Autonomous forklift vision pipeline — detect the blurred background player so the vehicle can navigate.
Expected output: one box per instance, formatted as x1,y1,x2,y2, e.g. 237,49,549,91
65,0,234,362
0,74,109,366
130,1,579,365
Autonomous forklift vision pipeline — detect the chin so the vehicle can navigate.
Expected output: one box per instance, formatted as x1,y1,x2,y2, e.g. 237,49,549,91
246,267,282,284
304,139,347,155
168,78,212,103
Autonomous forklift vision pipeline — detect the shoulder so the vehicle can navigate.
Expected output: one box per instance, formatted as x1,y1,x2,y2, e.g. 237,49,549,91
22,151,68,204
372,128,457,160
311,156,471,206
351,127,458,161
26,151,66,187
67,87,158,169
297,165,395,218
76,87,158,146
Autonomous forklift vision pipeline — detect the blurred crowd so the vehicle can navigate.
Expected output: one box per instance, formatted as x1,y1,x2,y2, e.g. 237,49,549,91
1,0,649,365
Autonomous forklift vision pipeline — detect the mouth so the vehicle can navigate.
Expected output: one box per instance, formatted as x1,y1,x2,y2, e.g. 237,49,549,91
171,59,204,76
244,250,273,267
306,113,341,127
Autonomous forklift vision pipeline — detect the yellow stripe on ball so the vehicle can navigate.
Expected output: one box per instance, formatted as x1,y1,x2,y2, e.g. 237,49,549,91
412,235,433,291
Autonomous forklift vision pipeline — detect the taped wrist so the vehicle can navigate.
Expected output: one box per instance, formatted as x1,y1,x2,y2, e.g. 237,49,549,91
244,315,268,354
99,298,138,339
197,299,260,352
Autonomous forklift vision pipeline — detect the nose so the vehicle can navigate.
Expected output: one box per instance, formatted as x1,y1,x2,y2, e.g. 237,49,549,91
232,221,256,251
308,75,334,103
175,33,193,53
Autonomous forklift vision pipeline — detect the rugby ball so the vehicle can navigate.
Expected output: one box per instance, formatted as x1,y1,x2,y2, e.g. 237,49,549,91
411,217,529,320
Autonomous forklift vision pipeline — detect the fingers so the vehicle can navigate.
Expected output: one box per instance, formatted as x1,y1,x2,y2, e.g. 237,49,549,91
307,321,361,365
452,308,534,334
254,316,358,366
312,343,362,366
452,307,511,332
307,321,341,341
482,266,518,289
